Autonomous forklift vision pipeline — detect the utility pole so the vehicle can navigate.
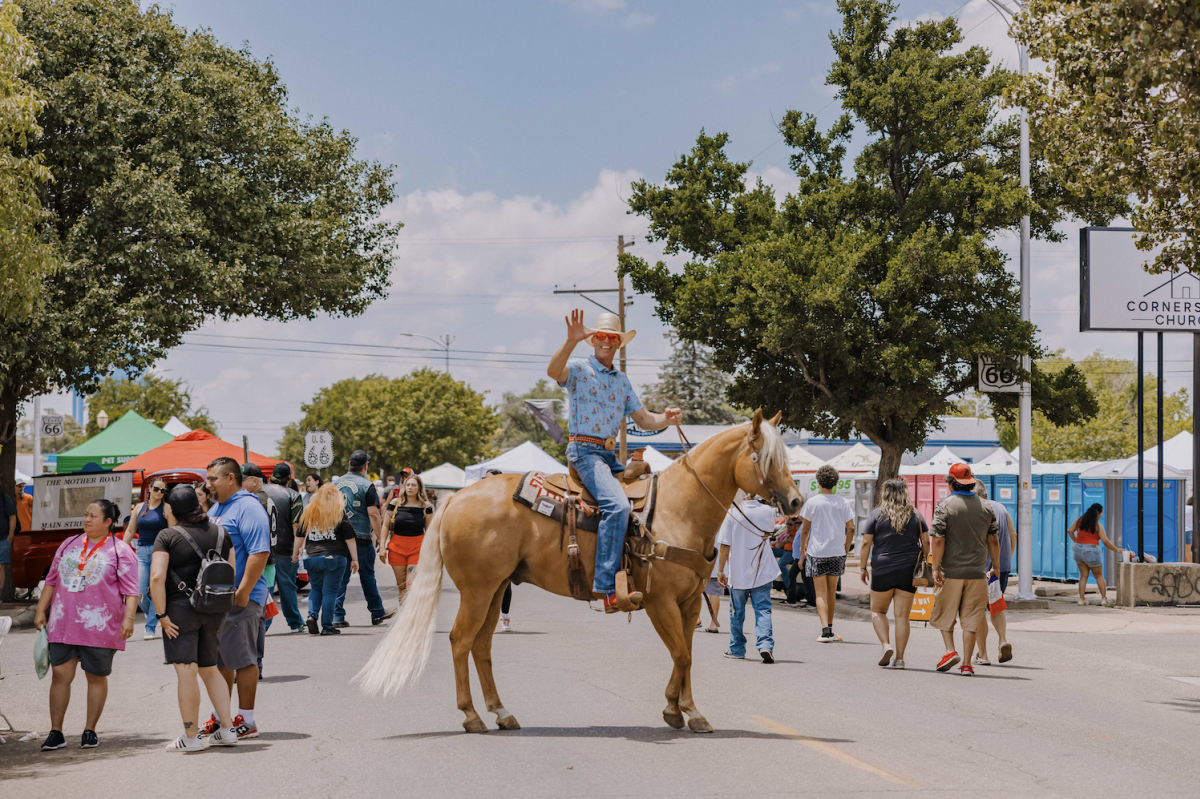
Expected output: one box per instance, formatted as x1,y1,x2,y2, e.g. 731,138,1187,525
33,395,42,477
988,0,1035,600
618,235,629,462
440,334,455,375
552,235,636,461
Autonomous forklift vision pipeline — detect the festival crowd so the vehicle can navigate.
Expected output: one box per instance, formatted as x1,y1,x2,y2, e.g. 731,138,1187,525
31,449,436,752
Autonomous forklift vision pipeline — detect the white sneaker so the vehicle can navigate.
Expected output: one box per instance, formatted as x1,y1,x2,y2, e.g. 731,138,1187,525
500,615,512,633
972,655,991,666
878,645,895,667
893,659,906,670
165,733,206,752
208,727,240,747
144,630,157,640
1077,599,1087,606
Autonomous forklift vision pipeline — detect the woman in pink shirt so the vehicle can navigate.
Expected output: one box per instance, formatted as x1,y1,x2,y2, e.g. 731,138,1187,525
33,499,139,751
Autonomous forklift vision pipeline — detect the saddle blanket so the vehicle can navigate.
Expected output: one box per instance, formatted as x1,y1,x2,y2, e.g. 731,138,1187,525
511,471,656,534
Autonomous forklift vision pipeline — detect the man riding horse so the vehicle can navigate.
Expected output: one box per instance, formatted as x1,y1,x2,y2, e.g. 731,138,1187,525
547,309,682,613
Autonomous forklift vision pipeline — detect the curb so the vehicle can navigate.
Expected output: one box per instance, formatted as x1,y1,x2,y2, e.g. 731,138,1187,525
0,606,35,629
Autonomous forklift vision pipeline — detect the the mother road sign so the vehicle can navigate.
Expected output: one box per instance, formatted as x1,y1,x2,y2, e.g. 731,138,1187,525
1080,227,1200,332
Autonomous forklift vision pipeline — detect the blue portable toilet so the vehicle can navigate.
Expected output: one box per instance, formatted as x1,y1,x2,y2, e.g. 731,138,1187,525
1079,458,1188,574
1079,477,1108,581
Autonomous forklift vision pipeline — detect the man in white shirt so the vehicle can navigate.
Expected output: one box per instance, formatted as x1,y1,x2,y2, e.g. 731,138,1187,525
717,496,781,663
797,465,855,643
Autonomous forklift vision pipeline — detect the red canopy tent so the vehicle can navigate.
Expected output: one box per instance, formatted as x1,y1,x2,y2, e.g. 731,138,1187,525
116,430,279,487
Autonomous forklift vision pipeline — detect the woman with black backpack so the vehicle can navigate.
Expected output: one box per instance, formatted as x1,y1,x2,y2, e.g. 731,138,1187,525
149,485,240,751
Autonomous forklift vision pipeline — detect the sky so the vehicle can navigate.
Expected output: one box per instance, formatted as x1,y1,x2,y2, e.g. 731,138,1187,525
31,0,1190,454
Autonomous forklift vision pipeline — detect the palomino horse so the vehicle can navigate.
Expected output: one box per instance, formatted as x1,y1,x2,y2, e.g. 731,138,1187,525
356,410,802,733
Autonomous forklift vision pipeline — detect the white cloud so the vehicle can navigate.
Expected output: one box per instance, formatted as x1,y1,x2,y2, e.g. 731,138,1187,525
556,0,655,30
155,170,683,453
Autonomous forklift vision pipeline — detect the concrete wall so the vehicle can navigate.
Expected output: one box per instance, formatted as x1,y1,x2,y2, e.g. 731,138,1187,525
1116,562,1200,606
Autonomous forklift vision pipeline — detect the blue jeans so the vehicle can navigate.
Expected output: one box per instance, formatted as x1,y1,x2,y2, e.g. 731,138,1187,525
773,548,795,595
567,443,630,595
728,583,774,657
136,545,157,634
306,554,347,630
335,539,385,623
274,556,304,630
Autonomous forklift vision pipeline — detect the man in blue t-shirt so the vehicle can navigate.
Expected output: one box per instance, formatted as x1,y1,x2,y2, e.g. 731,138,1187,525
202,456,271,740
547,309,682,613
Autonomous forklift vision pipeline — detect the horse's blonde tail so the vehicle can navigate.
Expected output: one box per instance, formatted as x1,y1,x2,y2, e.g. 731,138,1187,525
354,495,450,697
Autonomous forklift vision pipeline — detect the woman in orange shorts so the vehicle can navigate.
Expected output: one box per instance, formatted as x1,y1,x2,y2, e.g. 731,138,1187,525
381,475,433,602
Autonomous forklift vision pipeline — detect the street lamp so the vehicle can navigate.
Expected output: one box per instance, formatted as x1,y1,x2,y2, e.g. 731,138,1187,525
398,332,456,375
96,409,109,430
986,0,1035,601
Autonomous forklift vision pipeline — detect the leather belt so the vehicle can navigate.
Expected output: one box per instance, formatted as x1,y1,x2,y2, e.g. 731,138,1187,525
569,434,616,451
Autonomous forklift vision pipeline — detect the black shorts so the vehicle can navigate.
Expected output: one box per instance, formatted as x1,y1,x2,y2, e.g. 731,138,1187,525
162,600,226,668
48,642,116,677
870,568,917,594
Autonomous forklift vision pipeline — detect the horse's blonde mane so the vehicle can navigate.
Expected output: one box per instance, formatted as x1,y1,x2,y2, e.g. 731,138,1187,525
662,418,787,477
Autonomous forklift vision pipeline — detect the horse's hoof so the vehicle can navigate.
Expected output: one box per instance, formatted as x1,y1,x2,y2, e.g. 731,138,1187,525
688,717,714,734
663,710,685,729
462,719,489,734
496,714,521,730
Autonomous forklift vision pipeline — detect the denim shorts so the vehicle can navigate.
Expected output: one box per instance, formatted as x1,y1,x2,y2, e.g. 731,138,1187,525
1073,543,1104,569
0,538,11,565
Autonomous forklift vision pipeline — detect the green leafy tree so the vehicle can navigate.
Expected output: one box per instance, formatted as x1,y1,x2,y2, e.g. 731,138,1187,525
0,1,58,322
996,352,1191,462
493,380,568,462
623,0,1115,491
278,370,498,477
0,0,400,491
642,330,737,425
1014,0,1200,274
85,375,217,436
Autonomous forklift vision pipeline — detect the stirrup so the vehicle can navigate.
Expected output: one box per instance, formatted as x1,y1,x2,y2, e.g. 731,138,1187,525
615,570,643,612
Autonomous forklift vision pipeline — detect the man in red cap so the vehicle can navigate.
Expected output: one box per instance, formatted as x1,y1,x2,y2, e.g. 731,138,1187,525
928,462,1000,676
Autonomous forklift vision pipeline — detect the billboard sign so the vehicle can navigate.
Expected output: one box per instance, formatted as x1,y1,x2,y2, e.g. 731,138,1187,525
31,472,133,531
1080,227,1200,332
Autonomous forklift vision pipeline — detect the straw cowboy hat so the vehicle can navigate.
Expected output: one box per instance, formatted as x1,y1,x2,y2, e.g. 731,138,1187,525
586,312,636,347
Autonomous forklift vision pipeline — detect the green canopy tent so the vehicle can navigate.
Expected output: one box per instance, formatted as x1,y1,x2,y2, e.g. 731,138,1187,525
55,410,175,474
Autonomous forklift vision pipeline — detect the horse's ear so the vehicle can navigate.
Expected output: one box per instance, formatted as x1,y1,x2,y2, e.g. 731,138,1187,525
768,411,782,428
751,409,763,439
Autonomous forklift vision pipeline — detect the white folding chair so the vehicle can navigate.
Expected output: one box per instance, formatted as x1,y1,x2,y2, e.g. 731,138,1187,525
0,616,13,731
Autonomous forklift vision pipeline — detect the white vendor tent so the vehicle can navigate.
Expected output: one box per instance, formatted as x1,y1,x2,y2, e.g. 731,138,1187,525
1142,431,1193,474
162,416,192,436
787,445,826,474
640,446,675,473
465,441,567,483
419,462,467,491
824,442,880,472
902,446,966,475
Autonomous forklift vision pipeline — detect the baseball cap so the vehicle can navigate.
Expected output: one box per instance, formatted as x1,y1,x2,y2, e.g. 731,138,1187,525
241,462,265,479
948,462,976,486
272,462,293,479
349,449,370,469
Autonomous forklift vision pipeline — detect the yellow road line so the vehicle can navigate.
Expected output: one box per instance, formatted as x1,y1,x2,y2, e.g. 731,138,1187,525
752,715,923,788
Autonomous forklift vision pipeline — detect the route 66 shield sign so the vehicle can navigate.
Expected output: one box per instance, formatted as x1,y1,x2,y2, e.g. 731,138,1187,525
304,430,334,469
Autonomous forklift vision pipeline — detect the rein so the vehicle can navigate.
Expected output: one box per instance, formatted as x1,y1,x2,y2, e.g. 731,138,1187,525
675,425,776,539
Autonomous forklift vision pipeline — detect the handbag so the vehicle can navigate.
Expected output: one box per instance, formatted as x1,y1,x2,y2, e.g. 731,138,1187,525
912,547,936,588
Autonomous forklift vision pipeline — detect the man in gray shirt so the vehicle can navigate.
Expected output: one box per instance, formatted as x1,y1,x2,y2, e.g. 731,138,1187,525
929,463,1000,676
973,482,1015,666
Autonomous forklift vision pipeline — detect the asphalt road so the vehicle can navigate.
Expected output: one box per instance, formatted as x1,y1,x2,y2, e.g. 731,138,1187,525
3,578,1200,798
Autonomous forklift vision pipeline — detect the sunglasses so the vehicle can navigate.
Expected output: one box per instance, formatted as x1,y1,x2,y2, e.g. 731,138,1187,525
150,486,166,494
593,332,621,344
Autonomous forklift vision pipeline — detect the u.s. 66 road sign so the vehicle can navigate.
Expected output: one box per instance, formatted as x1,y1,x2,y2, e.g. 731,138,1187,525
978,357,1020,393
41,414,65,437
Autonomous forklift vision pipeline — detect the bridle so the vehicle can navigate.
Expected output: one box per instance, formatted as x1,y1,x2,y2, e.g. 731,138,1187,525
675,425,780,540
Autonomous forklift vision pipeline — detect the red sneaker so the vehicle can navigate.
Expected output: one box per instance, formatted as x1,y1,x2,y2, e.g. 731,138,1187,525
960,663,975,676
603,593,620,614
197,714,220,738
936,651,960,672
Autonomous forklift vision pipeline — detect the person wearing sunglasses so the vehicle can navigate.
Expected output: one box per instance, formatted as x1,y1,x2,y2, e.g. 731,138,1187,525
547,309,682,613
123,477,171,640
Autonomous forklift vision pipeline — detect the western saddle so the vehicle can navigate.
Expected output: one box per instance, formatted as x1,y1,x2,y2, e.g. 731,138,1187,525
543,459,654,511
